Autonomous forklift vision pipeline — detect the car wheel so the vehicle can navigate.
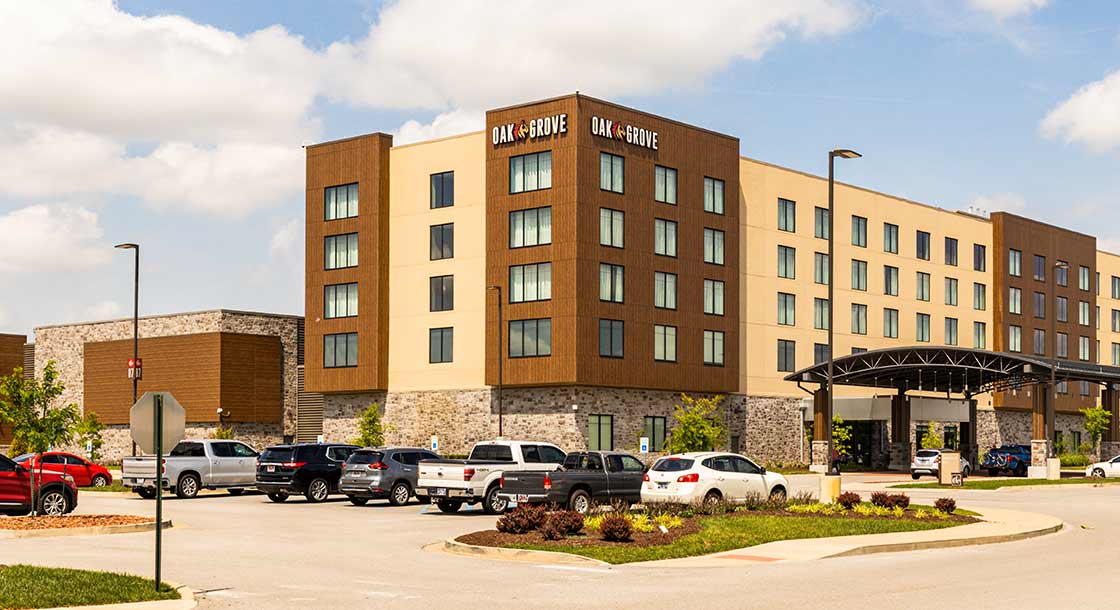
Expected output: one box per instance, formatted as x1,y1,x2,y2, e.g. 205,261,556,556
1014,464,1027,477
347,495,369,506
703,490,723,507
769,486,787,503
388,481,412,506
136,488,157,499
483,484,509,515
987,469,1000,478
39,490,70,516
91,474,110,487
912,473,921,480
962,466,971,478
304,478,330,503
568,489,592,514
227,488,244,496
436,499,462,513
1092,468,1106,478
175,474,200,499
267,492,289,503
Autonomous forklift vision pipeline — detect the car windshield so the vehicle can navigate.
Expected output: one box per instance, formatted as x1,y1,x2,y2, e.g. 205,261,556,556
916,450,939,458
260,447,294,463
12,453,34,462
346,451,383,465
653,458,694,472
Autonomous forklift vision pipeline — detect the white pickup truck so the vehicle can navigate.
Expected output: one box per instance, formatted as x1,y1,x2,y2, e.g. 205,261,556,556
121,439,259,499
417,440,565,514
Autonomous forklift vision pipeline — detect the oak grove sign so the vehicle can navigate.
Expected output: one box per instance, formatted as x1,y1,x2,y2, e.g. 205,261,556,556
492,113,568,146
590,115,659,150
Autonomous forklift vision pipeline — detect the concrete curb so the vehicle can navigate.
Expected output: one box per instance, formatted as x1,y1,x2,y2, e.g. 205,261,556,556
434,538,612,567
38,580,195,610
824,518,1064,558
0,519,172,540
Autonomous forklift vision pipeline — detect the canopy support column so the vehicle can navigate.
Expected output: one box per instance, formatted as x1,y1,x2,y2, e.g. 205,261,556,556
1030,382,1057,479
810,385,830,472
1102,384,1120,460
888,387,911,471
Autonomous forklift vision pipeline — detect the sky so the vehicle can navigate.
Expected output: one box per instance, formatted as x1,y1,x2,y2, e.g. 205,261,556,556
1,0,1118,338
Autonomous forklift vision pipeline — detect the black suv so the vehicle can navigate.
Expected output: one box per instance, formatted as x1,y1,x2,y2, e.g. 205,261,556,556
256,443,358,503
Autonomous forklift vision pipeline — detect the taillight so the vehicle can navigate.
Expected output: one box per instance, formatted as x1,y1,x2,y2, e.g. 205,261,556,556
281,461,307,469
543,474,552,491
642,473,650,482
367,462,389,470
499,475,504,488
463,468,475,481
677,473,700,483
936,455,942,464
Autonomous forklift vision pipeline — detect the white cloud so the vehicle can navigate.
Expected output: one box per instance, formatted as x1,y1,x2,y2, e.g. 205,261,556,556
269,218,302,260
0,205,111,273
82,300,122,320
967,0,1048,20
968,192,1027,215
1040,69,1120,153
394,109,486,146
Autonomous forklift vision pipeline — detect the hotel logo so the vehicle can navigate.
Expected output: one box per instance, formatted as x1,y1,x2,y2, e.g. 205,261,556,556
590,116,659,151
492,113,568,146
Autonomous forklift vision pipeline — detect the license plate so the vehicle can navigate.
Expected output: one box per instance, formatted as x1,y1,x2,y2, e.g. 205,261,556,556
431,487,448,497
267,465,276,472
516,494,529,502
347,471,360,477
657,482,669,489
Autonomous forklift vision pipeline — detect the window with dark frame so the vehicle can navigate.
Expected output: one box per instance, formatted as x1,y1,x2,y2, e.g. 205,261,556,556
599,208,624,248
851,259,867,291
599,152,624,193
851,215,867,247
704,228,725,265
916,230,930,260
777,339,796,372
429,223,453,260
324,183,358,220
814,343,830,365
430,171,454,208
1033,255,1046,282
428,327,453,363
429,275,454,312
509,263,551,303
884,223,899,254
654,325,676,362
655,166,677,204
916,313,931,342
508,319,551,358
598,319,624,358
944,237,958,266
778,245,796,279
704,279,724,315
509,207,552,248
814,207,830,239
509,151,552,193
324,283,358,319
324,233,358,269
654,271,677,309
778,292,796,326
704,330,725,366
643,416,667,452
704,177,725,214
323,332,358,368
654,218,677,257
588,415,614,451
814,252,830,285
599,263,624,303
778,198,796,232
974,243,986,271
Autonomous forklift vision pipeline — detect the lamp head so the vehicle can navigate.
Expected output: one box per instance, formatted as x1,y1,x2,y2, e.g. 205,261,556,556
831,149,861,159
115,243,138,250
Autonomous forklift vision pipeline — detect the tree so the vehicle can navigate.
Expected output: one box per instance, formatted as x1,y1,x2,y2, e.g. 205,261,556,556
353,403,385,447
210,425,235,440
666,394,727,453
831,416,854,458
1080,405,1112,456
75,412,106,462
920,423,944,450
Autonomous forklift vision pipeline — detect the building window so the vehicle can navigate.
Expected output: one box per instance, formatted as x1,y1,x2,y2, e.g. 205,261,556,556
916,230,930,260
599,152,624,193
1112,309,1120,333
944,424,959,450
599,319,624,358
778,245,796,279
1057,381,1068,395
814,298,830,330
974,283,987,310
704,177,725,214
1055,261,1068,286
851,303,867,335
654,218,677,257
509,151,552,193
884,308,899,338
1112,276,1120,299
1080,265,1091,291
884,223,899,254
851,260,867,291
884,265,899,296
430,171,454,208
654,325,677,362
429,275,454,312
703,330,725,366
654,272,678,310
1009,249,1022,277
814,207,829,239
599,208,624,248
974,243,986,271
324,233,358,269
1080,300,1090,326
777,339,796,372
916,272,931,302
430,223,453,260
1097,307,1101,330
1008,325,1022,352
916,313,931,342
945,317,959,346
814,343,831,365
1033,255,1046,282
945,277,958,306
1112,342,1119,366
851,215,867,247
324,283,358,319
1057,296,1068,322
509,319,551,358
1009,287,1022,315
588,414,614,451
655,166,677,204
1057,332,1068,358
428,327,453,363
945,237,958,266
778,198,796,232
974,322,987,349
323,333,358,368
704,279,725,315
1034,292,1046,319
509,263,551,303
599,264,624,303
509,207,552,248
704,229,725,265
852,347,867,354
1080,336,1091,361
643,416,667,452
814,252,830,285
1033,329,1045,355
1080,381,1091,396
325,183,358,220
778,292,796,326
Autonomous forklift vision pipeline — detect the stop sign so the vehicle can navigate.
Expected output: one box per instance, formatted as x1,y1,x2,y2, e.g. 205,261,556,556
129,392,186,455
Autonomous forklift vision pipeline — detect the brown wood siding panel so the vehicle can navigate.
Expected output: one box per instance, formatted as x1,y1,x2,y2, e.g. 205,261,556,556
219,333,283,424
0,334,25,379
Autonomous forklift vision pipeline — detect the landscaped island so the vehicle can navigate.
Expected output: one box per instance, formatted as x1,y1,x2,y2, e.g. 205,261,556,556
0,565,178,609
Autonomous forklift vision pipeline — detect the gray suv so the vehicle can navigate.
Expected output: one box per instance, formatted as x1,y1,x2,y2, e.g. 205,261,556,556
340,447,440,506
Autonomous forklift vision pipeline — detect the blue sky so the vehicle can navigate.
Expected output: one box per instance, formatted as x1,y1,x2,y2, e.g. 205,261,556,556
1,0,1117,338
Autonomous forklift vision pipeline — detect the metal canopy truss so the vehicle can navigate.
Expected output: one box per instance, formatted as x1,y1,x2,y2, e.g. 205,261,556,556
784,346,1120,395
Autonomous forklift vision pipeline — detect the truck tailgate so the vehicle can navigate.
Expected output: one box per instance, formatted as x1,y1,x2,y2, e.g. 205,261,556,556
499,471,550,496
417,462,473,489
122,457,159,479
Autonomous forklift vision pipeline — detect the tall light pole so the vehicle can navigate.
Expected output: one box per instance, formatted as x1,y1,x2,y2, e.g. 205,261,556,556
827,149,860,476
116,243,139,456
486,285,504,437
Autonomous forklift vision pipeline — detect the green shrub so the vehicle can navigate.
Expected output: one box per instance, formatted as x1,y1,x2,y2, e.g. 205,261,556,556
599,514,633,542
210,425,235,440
1059,453,1090,467
934,497,957,514
836,491,861,510
496,505,547,534
871,491,909,509
543,510,584,536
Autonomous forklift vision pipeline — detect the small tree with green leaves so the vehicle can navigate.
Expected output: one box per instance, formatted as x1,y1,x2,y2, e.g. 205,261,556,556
1080,405,1112,457
353,402,385,447
831,416,854,458
920,423,944,450
666,394,727,453
210,425,235,440
75,412,106,462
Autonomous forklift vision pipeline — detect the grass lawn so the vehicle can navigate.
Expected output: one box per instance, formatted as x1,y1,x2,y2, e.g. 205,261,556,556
0,565,178,609
506,514,959,564
80,482,132,493
893,477,1119,490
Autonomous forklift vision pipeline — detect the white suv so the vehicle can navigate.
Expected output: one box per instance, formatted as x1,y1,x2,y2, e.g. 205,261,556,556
910,449,971,480
641,452,788,505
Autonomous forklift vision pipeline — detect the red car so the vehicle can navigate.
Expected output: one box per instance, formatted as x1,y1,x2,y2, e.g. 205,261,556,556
1,453,78,516
14,452,113,488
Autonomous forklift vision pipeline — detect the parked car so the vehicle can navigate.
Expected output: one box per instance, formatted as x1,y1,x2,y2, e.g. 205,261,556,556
417,440,565,514
256,443,358,503
981,444,1032,477
498,451,646,513
641,452,788,506
14,452,113,487
1086,454,1120,478
339,447,440,506
1,453,78,516
910,449,972,480
122,439,260,499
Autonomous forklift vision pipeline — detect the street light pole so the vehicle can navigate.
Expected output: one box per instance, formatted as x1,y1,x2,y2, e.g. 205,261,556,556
827,149,860,477
487,285,503,437
116,243,140,456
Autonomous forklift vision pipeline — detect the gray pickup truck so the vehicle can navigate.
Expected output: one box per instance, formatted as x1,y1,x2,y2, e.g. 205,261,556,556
497,451,646,513
122,439,259,499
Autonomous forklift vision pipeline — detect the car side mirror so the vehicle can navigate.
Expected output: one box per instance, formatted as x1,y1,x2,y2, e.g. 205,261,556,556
760,466,767,475
14,464,27,475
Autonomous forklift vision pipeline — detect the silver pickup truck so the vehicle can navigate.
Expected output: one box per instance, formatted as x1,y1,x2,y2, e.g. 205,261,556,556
121,439,259,499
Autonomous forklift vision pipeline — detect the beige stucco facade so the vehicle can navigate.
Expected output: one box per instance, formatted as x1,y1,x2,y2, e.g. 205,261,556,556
1096,250,1120,367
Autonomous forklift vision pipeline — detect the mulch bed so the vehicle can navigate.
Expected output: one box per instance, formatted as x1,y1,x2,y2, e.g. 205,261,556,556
0,515,154,530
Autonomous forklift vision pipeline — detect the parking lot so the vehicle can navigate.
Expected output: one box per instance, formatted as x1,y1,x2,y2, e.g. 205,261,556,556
1,474,1117,610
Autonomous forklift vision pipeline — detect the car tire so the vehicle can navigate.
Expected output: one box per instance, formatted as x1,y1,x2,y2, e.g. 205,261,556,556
912,473,921,480
436,499,462,513
38,489,71,516
703,490,723,507
304,478,330,503
91,474,110,487
482,484,509,515
568,489,592,514
347,496,369,506
987,469,1000,478
388,481,412,506
1014,464,1027,477
1092,468,1106,478
227,488,244,496
769,486,787,503
175,474,200,499
962,466,971,478
136,488,157,499
267,492,289,503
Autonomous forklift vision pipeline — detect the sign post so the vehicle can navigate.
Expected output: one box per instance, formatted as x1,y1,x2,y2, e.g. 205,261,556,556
130,392,185,592
153,393,163,591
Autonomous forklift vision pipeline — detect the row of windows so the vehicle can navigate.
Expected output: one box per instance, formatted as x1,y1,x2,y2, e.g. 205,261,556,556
596,320,725,365
1006,288,1090,324
774,322,987,372
588,415,671,452
1008,249,1090,291
598,212,726,263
